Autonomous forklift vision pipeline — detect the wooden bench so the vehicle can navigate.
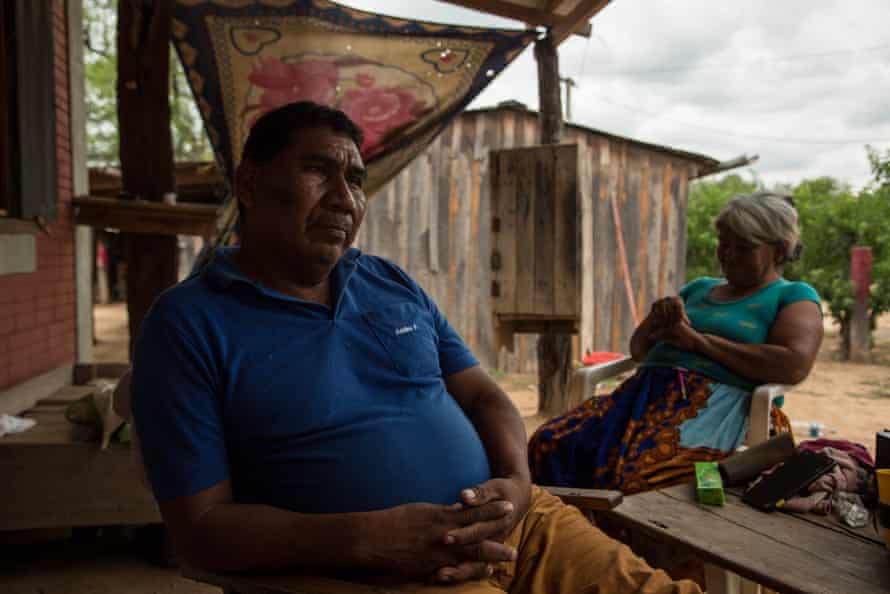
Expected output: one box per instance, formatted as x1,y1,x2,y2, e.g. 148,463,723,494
0,385,160,532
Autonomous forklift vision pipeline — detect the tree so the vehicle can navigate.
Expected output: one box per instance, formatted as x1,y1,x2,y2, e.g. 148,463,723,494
84,0,212,166
787,173,890,359
685,174,759,281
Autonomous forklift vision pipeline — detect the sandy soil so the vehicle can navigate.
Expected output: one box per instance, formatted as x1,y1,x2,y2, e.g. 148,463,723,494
16,303,879,594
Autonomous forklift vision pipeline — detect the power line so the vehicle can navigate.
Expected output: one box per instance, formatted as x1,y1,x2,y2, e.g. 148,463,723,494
598,42,890,76
592,94,890,145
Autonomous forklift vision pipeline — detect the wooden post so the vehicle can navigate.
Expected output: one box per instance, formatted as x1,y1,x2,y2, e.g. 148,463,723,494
534,34,574,418
117,0,178,357
849,246,872,362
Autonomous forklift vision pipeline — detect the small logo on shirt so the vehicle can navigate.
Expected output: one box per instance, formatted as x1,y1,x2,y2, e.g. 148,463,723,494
395,323,418,336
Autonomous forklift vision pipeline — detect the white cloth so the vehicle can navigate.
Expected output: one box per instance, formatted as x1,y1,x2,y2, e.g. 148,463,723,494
0,414,36,437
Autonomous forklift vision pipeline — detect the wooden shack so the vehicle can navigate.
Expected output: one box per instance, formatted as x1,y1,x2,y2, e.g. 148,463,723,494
355,102,721,372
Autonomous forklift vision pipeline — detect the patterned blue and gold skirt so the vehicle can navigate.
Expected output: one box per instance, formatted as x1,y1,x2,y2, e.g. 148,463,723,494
528,366,791,494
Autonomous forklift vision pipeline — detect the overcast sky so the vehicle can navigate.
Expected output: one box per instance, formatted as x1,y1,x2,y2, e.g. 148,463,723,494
343,0,890,190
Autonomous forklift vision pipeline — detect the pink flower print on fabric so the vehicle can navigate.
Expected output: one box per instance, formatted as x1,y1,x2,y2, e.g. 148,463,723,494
247,58,339,125
340,86,417,158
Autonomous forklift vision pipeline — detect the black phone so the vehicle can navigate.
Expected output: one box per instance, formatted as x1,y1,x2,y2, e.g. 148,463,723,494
742,450,836,512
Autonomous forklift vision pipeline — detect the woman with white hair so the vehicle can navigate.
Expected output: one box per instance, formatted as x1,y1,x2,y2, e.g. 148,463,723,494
529,192,824,494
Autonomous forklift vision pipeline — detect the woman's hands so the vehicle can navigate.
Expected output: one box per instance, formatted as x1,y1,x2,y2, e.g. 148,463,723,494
642,297,704,353
650,296,690,330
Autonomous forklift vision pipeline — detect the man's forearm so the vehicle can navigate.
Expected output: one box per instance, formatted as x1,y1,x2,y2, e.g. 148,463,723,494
696,333,810,385
172,502,366,572
466,392,530,482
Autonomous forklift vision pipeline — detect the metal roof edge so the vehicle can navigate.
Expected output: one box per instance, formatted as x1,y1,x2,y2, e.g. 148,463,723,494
466,103,724,176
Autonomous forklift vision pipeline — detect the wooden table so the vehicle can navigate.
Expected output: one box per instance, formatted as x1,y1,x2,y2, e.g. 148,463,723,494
602,483,889,594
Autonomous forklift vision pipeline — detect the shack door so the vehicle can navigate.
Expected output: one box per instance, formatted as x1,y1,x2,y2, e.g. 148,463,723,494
490,144,580,337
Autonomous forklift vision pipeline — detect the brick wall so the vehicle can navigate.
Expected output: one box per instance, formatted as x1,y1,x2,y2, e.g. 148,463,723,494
0,1,76,390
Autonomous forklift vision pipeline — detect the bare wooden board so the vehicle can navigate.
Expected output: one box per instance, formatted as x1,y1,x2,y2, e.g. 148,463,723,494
0,403,159,531
604,484,890,594
73,196,221,237
552,144,578,318
514,148,536,314
541,486,622,511
39,384,95,405
491,147,518,313
533,147,555,315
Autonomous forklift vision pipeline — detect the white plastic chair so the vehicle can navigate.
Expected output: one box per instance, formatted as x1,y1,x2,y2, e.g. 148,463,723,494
570,357,791,594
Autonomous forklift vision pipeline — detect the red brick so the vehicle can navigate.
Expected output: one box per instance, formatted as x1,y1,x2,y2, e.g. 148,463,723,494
0,317,14,335
35,309,53,326
14,314,37,332
54,304,73,321
53,318,74,334
36,295,55,311
54,283,76,297
12,300,34,317
10,330,43,351
13,284,39,304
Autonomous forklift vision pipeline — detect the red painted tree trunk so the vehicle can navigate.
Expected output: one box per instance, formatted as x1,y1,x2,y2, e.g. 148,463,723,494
849,246,872,362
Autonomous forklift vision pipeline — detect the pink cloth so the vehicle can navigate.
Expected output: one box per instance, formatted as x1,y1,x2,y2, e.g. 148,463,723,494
781,447,866,514
798,438,874,469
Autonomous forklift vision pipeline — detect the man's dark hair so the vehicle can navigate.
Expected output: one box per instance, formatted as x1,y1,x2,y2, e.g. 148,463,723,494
237,102,364,226
241,101,363,164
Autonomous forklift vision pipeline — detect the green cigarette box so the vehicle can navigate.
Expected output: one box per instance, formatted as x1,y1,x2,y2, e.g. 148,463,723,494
695,461,725,506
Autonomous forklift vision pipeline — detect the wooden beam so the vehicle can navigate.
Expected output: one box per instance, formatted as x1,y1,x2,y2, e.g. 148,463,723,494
533,32,575,419
73,196,221,237
551,0,610,46
117,0,179,358
535,35,563,144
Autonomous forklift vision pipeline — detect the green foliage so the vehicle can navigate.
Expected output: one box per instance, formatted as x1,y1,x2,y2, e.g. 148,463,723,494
685,174,759,281
790,172,890,358
83,0,213,165
866,145,890,188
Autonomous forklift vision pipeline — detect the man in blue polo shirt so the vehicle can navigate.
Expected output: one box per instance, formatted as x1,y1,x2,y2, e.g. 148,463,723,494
131,102,699,593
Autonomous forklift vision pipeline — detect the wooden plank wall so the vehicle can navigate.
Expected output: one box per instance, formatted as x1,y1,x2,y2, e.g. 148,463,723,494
356,107,697,372
490,144,578,320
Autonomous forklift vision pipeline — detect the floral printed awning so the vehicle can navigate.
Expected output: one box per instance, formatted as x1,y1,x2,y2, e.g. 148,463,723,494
172,0,534,195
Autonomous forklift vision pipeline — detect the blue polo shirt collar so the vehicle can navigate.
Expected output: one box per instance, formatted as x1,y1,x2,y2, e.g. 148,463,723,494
202,246,360,316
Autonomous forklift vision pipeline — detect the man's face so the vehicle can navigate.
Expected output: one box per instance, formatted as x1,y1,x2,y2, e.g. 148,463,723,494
239,126,367,269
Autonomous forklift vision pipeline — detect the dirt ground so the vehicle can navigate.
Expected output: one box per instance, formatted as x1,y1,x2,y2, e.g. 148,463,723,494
5,303,882,594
